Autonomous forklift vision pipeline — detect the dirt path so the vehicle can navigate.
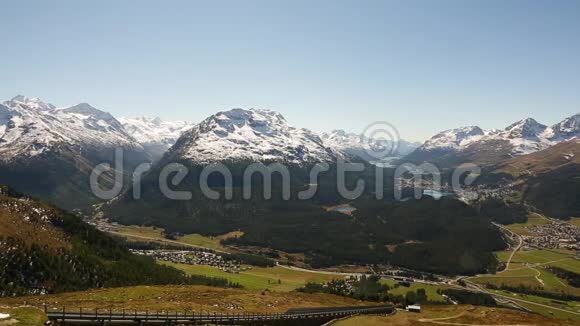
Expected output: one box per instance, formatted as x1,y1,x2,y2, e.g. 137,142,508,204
531,268,544,286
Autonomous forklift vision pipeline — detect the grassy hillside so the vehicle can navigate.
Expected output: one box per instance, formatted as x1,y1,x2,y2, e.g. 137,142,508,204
333,304,577,325
471,249,580,295
0,186,235,297
482,141,580,219
0,285,377,314
161,262,342,291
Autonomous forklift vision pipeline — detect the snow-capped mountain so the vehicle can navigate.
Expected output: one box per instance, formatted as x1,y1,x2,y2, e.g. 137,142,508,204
503,118,547,140
118,116,194,147
168,108,336,164
321,129,420,161
421,126,486,151
0,95,151,210
118,116,194,160
406,113,580,166
496,118,551,155
0,96,142,160
10,95,55,111
545,114,580,140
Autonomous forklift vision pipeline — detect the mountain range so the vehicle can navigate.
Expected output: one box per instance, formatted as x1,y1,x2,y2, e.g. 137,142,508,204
0,94,578,215
404,114,580,168
0,95,418,165
0,94,577,283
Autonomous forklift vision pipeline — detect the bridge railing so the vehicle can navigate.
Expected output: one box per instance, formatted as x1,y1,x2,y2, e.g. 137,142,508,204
44,304,394,323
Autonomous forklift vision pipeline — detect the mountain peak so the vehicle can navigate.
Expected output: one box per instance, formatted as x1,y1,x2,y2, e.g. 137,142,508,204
548,113,580,141
10,95,55,111
422,126,484,151
504,117,547,139
61,102,116,121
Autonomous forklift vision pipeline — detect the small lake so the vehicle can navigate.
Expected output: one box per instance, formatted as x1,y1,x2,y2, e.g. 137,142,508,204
422,189,456,199
329,204,357,215
370,157,399,168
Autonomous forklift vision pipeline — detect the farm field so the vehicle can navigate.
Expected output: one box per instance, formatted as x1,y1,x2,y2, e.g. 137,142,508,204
488,288,580,322
470,249,580,295
500,249,579,271
161,262,343,291
107,225,234,251
380,279,446,302
333,304,577,325
178,231,242,251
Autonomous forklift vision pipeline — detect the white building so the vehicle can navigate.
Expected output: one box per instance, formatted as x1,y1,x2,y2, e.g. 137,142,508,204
406,305,421,313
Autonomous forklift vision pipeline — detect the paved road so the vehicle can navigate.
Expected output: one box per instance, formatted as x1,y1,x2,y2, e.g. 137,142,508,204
492,222,522,272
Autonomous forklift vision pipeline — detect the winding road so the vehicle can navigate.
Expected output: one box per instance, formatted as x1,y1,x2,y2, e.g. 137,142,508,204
492,222,523,273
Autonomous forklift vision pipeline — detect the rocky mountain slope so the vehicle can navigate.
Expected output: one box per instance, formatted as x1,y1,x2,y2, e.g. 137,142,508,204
480,139,580,219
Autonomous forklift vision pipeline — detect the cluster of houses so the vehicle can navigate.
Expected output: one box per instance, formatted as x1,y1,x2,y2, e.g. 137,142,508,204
130,249,247,274
468,183,517,200
522,220,580,251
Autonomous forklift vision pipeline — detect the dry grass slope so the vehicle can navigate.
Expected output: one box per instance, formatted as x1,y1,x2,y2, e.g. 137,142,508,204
0,285,376,314
333,304,577,326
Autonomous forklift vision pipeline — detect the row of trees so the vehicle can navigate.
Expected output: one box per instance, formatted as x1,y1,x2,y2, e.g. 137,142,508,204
438,289,496,306
487,284,580,302
297,276,440,306
546,267,580,288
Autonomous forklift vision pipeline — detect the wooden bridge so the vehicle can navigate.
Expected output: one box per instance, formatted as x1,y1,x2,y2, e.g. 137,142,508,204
46,304,394,325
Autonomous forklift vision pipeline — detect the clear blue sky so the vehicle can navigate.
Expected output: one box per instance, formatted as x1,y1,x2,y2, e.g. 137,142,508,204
1,0,579,141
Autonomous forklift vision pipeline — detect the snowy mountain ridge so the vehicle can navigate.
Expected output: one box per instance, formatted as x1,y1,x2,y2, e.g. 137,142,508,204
0,96,144,160
169,108,336,164
118,116,194,148
417,114,580,157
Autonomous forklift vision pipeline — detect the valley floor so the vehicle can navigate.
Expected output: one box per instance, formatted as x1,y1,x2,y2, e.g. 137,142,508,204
101,223,580,322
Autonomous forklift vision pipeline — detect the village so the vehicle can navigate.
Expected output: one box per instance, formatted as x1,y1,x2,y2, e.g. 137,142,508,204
130,249,249,274
522,219,580,251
